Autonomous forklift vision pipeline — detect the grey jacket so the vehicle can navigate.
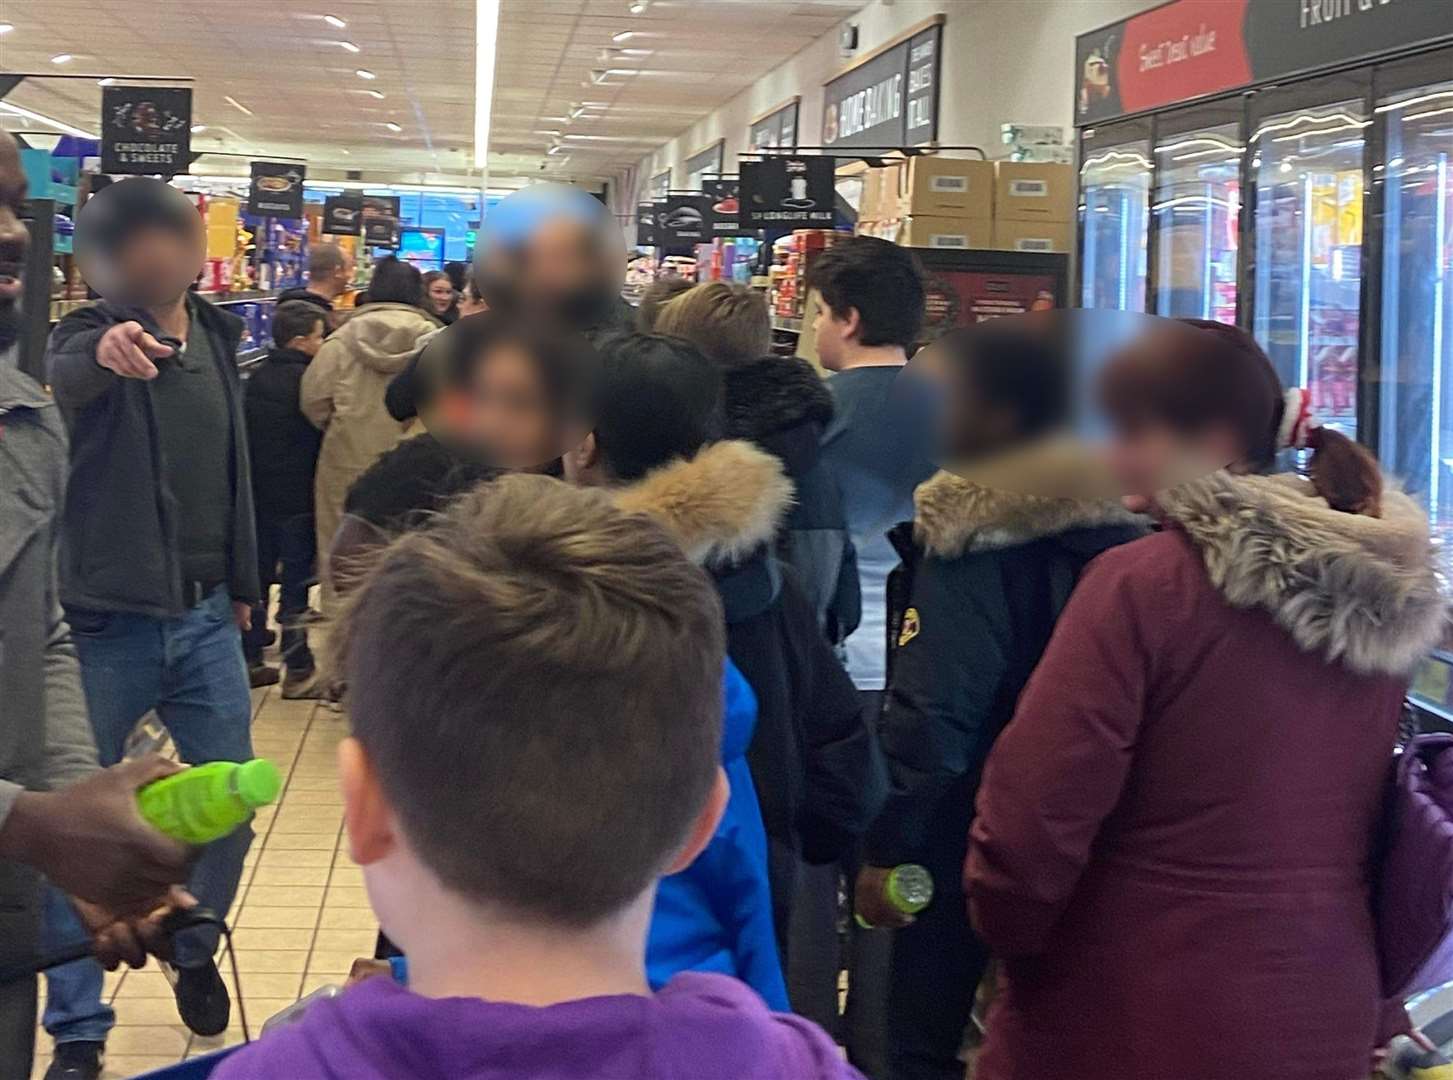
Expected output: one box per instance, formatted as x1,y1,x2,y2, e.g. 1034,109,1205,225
0,353,99,1064
46,298,261,615
0,354,99,823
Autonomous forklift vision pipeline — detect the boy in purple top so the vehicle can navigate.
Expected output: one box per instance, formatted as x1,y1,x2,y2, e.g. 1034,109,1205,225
214,476,861,1080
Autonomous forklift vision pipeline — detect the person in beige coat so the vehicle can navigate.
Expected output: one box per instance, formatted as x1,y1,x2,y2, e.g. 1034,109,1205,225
300,257,440,582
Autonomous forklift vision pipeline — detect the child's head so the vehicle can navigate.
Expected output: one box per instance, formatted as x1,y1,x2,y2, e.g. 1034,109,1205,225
653,282,771,368
930,320,1071,461
419,312,596,469
335,475,728,941
271,300,327,357
564,332,723,485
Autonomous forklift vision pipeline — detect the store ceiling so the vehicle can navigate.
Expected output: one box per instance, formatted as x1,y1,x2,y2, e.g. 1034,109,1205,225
0,0,858,187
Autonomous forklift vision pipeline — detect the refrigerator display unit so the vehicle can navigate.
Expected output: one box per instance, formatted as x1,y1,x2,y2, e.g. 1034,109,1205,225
1376,54,1453,539
1153,104,1241,323
1079,119,1151,312
1249,75,1368,436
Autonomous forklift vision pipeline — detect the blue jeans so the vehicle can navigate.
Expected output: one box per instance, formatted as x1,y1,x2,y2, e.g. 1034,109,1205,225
245,512,317,675
43,587,255,1045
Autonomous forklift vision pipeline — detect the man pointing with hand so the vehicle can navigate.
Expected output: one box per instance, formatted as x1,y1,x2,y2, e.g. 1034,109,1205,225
44,177,261,1077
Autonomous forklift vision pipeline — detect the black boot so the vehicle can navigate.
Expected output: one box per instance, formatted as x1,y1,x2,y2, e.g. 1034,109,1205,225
45,1041,103,1080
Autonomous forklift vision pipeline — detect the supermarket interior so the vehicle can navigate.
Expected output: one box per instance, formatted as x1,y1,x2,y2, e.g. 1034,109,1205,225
3,0,1453,1078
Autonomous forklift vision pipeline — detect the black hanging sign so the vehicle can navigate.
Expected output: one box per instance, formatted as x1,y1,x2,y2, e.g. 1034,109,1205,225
361,195,401,248
822,16,943,150
748,97,800,153
659,193,715,245
703,178,741,236
635,203,659,247
322,194,363,235
100,86,192,176
740,156,835,229
247,162,307,219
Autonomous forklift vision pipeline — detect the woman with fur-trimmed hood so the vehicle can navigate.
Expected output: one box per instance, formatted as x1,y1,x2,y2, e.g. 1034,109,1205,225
856,323,1145,1080
966,320,1446,1080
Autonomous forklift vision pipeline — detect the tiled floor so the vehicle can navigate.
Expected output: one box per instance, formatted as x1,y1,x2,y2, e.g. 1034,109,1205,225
31,686,379,1079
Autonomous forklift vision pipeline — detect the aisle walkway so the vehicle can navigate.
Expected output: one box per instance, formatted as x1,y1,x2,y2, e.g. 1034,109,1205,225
31,687,378,1079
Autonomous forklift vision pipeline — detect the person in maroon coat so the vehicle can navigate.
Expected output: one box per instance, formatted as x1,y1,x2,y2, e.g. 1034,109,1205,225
965,319,1446,1080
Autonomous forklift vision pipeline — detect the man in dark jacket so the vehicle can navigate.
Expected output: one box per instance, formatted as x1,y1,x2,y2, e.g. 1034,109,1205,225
44,178,259,1071
564,332,887,972
242,301,326,697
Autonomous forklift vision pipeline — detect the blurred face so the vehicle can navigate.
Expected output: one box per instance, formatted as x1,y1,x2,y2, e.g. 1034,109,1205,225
289,321,326,358
111,224,204,308
458,284,487,318
427,277,456,315
465,344,562,469
1103,418,1243,501
515,219,607,320
0,131,29,350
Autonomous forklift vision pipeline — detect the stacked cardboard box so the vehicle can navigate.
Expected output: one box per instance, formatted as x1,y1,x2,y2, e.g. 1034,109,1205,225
991,161,1074,253
856,158,1075,254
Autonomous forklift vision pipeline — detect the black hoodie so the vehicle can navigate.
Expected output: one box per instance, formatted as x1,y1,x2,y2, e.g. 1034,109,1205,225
721,356,859,645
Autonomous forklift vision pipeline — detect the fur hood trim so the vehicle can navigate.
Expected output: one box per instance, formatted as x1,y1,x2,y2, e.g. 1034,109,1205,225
614,440,795,568
722,355,834,442
1158,471,1446,677
915,471,1141,557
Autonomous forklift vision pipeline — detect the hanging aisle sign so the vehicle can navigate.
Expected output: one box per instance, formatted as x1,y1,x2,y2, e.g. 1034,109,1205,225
822,15,943,150
749,97,800,153
361,195,401,247
684,140,725,190
740,156,835,229
635,203,659,247
322,194,362,235
247,162,307,219
1074,0,1453,126
659,193,715,245
703,178,741,236
99,86,192,176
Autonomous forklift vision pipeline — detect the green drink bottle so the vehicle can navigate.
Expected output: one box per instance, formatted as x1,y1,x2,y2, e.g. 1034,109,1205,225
856,863,935,929
136,760,282,845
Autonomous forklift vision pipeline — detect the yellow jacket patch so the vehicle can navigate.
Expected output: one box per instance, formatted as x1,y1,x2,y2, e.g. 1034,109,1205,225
898,607,921,648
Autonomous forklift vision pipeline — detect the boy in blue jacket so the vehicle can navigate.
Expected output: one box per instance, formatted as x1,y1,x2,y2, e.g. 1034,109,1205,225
648,660,787,1009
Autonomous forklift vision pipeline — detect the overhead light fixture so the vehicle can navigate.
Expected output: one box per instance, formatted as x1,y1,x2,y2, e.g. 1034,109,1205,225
97,77,116,86
474,0,502,168
50,54,74,65
191,124,208,133
356,68,377,80
611,30,634,42
323,13,347,28
629,1,649,13
384,122,403,133
0,102,98,140
224,95,254,116
365,89,386,99
0,23,14,35
335,41,361,53
532,129,563,136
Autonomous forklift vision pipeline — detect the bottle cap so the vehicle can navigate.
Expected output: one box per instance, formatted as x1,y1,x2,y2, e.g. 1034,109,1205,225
235,759,282,809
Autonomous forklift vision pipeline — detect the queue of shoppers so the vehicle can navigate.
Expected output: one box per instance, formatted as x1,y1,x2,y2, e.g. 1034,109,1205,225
0,160,1445,1080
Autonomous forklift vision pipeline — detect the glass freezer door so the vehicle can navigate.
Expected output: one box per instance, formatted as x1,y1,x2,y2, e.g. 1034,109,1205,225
1377,74,1453,532
1153,120,1241,322
1251,96,1367,435
1080,130,1151,311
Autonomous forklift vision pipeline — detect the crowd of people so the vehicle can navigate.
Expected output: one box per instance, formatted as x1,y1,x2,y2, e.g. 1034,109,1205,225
0,121,1445,1080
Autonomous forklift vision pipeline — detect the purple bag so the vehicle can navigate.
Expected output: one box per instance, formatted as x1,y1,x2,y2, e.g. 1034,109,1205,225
1377,732,1453,1000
